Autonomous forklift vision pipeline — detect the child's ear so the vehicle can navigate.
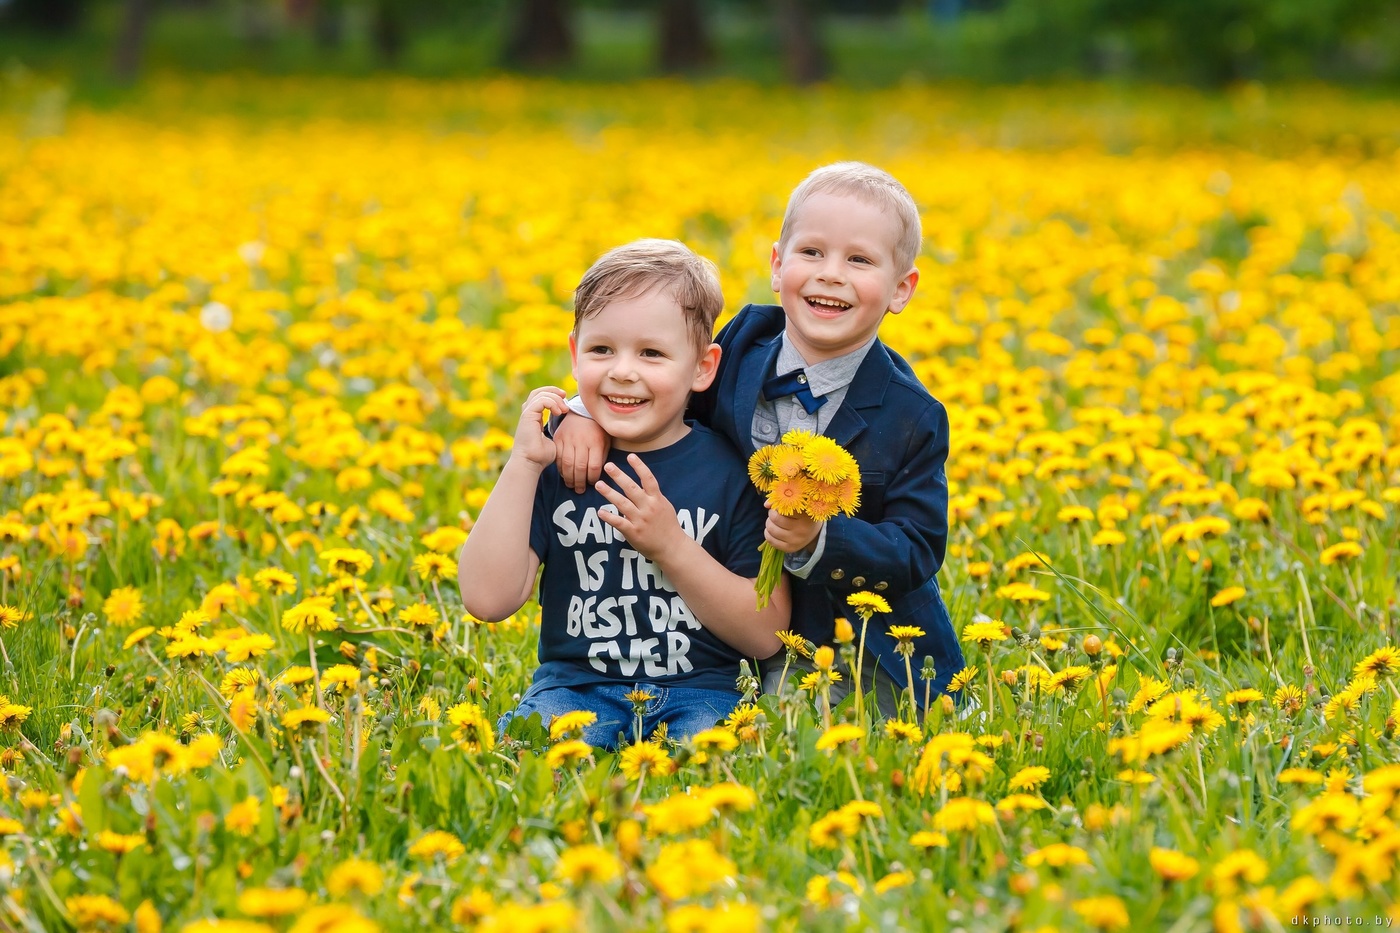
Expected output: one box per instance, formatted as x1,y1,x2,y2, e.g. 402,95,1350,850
692,343,721,392
887,266,919,315
769,243,782,293
568,331,580,377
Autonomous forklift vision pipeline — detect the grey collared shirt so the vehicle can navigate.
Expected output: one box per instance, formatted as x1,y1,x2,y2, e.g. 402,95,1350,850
753,334,876,578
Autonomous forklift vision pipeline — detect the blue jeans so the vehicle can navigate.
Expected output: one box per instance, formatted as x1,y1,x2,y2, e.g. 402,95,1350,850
500,681,739,750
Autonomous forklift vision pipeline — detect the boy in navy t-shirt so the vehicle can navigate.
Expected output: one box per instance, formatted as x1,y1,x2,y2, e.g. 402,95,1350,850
459,239,789,749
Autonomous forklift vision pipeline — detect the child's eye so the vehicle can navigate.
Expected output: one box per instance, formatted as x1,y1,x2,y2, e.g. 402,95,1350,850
799,247,821,257
587,345,612,355
639,348,664,358
850,255,872,264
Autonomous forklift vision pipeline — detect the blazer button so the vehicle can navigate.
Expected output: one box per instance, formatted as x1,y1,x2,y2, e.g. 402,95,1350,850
830,569,845,580
851,576,866,587
874,581,888,591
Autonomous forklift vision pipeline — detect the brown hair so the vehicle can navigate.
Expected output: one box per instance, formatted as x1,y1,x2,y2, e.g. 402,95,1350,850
573,239,724,354
777,162,923,273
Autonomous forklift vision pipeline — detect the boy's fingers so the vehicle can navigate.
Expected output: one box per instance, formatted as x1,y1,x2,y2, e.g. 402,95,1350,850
626,454,661,493
602,462,644,499
593,479,632,514
596,508,628,532
585,447,604,488
558,450,581,492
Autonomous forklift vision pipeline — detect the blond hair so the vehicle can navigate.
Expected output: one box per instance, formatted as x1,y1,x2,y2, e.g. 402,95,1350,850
573,239,723,353
777,162,922,273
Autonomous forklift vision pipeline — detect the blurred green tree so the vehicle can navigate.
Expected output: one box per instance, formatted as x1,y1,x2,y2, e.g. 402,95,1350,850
504,0,577,67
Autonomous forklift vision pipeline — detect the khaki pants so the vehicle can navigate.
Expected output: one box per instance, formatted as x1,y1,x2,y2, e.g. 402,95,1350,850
762,649,910,721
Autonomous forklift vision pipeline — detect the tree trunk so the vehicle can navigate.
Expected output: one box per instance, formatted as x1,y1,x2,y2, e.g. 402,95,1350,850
9,0,85,31
503,0,576,69
112,0,153,83
371,0,405,65
658,0,714,73
312,0,345,50
773,0,828,85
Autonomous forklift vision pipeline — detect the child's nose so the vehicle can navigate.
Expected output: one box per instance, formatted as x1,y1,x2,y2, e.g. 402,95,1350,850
609,355,640,380
817,257,845,283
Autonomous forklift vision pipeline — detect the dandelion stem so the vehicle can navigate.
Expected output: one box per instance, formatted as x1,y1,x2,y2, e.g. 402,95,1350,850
305,737,348,826
853,614,870,724
775,652,793,704
21,842,70,925
902,653,915,721
841,753,864,802
984,648,997,724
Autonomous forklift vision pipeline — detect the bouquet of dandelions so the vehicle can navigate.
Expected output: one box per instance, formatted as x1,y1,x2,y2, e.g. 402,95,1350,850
747,429,862,609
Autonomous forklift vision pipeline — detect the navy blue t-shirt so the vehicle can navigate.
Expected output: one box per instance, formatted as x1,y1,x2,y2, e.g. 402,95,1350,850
527,424,766,694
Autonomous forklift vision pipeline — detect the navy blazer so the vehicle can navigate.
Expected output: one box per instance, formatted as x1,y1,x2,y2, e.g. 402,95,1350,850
690,304,963,693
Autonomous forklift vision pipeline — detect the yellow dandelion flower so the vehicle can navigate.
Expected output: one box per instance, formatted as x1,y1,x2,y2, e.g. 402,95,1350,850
815,723,864,752
65,895,131,927
769,445,807,480
962,620,1007,646
933,797,995,832
412,552,456,582
122,626,156,650
555,844,621,885
318,547,374,577
766,475,811,517
746,446,779,492
1210,586,1246,607
780,428,817,449
1072,895,1129,930
1008,765,1051,790
549,710,598,740
883,720,923,743
326,858,385,897
408,829,466,864
1354,645,1400,679
802,436,857,484
253,567,297,595
545,740,593,771
1320,541,1363,565
102,586,145,626
237,887,309,918
281,706,330,730
1149,847,1199,882
947,665,980,693
619,741,672,781
996,582,1051,602
1026,842,1091,869
281,596,338,634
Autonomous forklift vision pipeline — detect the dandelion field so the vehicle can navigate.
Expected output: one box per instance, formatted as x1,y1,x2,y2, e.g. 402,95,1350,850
1,77,1399,931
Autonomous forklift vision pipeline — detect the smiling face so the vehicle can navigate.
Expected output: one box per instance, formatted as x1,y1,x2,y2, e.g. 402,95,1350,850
770,191,919,364
570,286,720,453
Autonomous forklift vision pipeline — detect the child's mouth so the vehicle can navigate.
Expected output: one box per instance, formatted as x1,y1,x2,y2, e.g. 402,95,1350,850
806,296,852,315
603,395,647,411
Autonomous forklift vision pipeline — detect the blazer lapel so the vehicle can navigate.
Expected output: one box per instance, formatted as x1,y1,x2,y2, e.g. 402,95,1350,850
736,337,783,449
824,342,894,446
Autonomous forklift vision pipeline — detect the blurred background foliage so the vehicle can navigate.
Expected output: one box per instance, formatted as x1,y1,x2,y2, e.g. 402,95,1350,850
1,0,1397,91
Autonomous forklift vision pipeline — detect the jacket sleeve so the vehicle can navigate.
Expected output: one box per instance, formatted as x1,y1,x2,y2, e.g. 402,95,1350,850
804,398,950,599
686,303,765,429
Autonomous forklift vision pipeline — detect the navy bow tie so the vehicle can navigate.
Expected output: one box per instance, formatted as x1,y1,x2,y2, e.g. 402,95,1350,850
762,368,826,414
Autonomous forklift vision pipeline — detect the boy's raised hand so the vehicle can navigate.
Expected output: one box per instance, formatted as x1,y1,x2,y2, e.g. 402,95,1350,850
511,386,569,470
554,413,611,494
595,454,682,561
